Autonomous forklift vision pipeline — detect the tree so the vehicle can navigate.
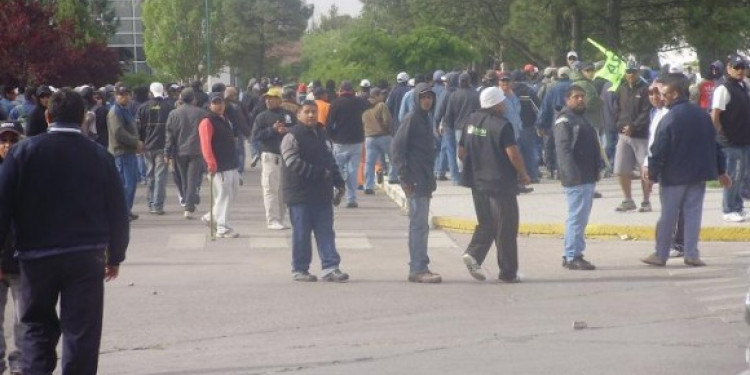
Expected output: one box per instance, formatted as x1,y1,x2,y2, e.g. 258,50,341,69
142,0,225,81
221,0,312,79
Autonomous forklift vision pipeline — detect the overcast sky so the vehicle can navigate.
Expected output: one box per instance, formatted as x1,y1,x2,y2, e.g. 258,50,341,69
309,0,363,20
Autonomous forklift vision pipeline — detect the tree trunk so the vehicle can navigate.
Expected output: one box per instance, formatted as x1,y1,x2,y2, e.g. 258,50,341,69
570,5,582,57
605,0,621,51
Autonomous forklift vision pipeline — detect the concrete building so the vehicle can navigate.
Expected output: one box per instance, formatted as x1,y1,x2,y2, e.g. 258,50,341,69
109,0,149,74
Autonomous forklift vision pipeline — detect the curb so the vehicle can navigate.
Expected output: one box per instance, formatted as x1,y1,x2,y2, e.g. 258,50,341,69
431,216,750,242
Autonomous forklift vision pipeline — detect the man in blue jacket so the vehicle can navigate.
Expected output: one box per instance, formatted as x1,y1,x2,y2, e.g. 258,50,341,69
0,88,129,374
641,78,730,267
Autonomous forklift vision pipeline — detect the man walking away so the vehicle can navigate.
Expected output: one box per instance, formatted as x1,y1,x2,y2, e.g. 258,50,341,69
281,101,349,282
391,83,442,283
555,85,601,270
0,88,129,375
137,82,174,215
459,87,531,283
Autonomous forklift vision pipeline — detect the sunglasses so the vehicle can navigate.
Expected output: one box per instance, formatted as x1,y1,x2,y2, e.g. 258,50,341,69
732,65,747,70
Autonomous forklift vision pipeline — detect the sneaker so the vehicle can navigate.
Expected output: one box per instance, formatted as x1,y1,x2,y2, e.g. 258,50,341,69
267,221,286,230
499,275,521,283
201,215,214,228
723,212,746,223
293,271,317,282
377,170,384,184
149,208,165,215
669,249,684,258
637,201,652,212
640,253,666,266
684,257,706,267
408,270,442,283
437,175,449,181
129,213,139,221
561,256,568,267
346,202,359,208
593,191,603,199
364,189,375,195
566,256,596,270
183,211,194,220
462,253,486,281
519,185,534,194
357,185,364,190
216,230,240,238
321,269,350,282
615,200,637,212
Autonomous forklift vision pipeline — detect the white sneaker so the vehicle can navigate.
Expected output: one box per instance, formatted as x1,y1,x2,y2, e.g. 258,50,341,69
267,222,286,230
723,212,746,223
216,230,239,238
184,211,194,219
462,253,486,281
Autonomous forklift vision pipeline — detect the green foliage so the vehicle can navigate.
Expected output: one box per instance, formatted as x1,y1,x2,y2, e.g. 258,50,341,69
47,0,118,43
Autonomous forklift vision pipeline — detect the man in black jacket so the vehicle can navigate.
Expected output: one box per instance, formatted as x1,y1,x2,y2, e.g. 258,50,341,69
391,83,442,283
25,85,52,137
252,87,296,229
281,101,349,282
0,88,129,375
554,85,601,270
459,87,531,283
137,82,174,215
443,73,480,184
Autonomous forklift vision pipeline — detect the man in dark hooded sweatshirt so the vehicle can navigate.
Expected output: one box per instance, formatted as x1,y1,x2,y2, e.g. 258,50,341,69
443,73,480,184
391,83,441,283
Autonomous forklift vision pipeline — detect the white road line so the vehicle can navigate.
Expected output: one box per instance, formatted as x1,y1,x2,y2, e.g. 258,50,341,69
693,284,747,293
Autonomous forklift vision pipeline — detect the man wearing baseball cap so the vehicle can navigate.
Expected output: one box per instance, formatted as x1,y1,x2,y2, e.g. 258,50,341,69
459,87,530,283
386,72,412,152
108,85,144,221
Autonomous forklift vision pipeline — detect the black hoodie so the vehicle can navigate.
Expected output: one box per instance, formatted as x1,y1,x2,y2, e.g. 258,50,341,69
391,83,437,197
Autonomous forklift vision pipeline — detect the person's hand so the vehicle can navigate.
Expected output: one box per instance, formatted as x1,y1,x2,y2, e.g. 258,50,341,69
438,125,445,136
641,167,649,182
536,128,544,138
719,173,732,188
622,125,632,137
104,265,119,282
401,182,415,197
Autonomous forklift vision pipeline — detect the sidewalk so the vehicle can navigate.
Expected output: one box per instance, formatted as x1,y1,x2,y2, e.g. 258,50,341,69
382,176,750,241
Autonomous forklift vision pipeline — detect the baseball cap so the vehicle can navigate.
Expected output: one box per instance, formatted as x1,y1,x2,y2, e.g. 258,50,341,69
626,60,639,72
727,55,746,68
668,63,684,74
497,71,511,81
480,87,506,109
339,80,354,93
567,51,578,60
114,85,131,95
263,86,282,98
0,121,23,136
557,67,571,78
396,72,410,83
360,79,371,88
150,82,164,97
208,92,224,103
36,85,53,97
433,70,445,82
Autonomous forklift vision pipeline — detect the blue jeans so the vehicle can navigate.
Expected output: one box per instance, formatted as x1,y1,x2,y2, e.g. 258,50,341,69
436,129,459,183
518,127,541,180
333,143,362,204
144,150,168,210
364,136,392,189
433,132,448,176
722,146,750,214
407,196,431,273
655,183,705,260
137,153,146,182
236,135,246,175
289,202,341,273
115,153,138,213
562,183,595,261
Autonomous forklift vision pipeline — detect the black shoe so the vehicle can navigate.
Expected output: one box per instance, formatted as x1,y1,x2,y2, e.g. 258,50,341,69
357,185,364,190
499,275,521,283
364,189,375,195
239,177,244,186
566,256,596,270
129,213,139,221
388,179,399,184
377,171,384,184
250,155,260,167
149,208,165,215
593,191,603,199
561,256,568,267
346,202,359,208
437,175,449,181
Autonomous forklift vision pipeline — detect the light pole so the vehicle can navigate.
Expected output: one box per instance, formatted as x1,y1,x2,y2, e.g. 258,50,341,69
205,0,211,86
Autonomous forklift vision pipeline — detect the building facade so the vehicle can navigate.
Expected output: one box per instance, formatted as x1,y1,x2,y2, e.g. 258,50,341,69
109,0,149,74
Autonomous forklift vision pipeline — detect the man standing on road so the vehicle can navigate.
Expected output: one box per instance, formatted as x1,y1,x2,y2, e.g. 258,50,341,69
641,78,731,267
199,93,241,238
0,88,129,375
555,85,601,270
137,82,174,215
165,88,208,219
252,87,295,229
710,55,750,223
326,81,369,208
281,101,349,283
108,85,143,221
443,73,480,183
391,83,442,283
459,87,531,283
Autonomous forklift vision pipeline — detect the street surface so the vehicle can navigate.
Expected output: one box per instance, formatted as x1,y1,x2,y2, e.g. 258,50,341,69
5,166,749,374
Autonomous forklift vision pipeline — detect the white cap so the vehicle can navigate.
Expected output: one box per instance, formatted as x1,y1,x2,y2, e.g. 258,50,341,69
567,51,578,60
360,79,371,88
480,87,506,109
557,67,571,78
668,63,684,74
150,82,164,98
397,72,409,83
407,78,415,87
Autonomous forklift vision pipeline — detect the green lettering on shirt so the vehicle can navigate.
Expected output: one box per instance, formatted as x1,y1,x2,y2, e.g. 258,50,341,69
466,124,487,137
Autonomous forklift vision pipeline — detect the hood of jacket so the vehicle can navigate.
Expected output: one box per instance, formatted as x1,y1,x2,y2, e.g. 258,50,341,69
412,82,435,114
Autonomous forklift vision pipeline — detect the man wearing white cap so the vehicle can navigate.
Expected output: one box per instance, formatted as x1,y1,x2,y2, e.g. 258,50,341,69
458,87,530,283
136,82,174,215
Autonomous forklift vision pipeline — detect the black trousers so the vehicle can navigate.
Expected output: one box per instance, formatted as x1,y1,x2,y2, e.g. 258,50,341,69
20,251,105,375
465,189,519,280
176,155,205,212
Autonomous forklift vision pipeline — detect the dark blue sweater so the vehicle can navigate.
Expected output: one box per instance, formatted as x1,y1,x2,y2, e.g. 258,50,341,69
648,99,725,186
0,125,129,265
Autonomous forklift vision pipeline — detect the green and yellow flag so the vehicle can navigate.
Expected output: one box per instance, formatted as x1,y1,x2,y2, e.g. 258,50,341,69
587,38,626,91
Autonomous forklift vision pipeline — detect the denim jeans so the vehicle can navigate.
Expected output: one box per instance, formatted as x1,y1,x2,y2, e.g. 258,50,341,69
655,183,705,260
114,153,138,213
433,132,448,177
407,196,431,273
0,274,23,374
562,183,595,261
289,202,341,273
364,135,392,190
722,146,750,214
436,129,459,183
144,150,168,211
518,127,541,180
333,143,362,204
236,135,246,175
604,129,618,170
137,153,146,182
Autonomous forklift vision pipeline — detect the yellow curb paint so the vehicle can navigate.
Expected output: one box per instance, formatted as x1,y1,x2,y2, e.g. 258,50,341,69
431,216,750,242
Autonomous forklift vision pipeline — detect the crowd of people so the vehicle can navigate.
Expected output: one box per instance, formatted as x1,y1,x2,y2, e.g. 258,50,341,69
0,49,749,373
